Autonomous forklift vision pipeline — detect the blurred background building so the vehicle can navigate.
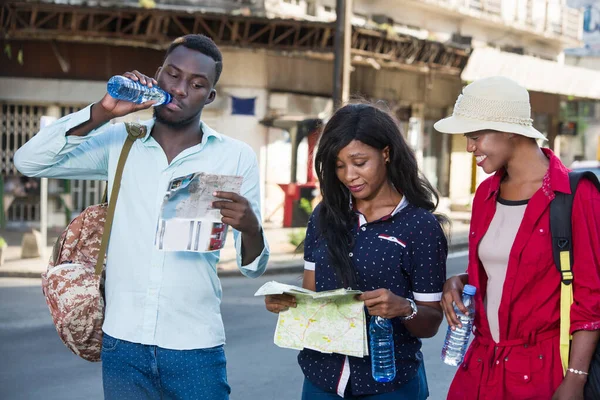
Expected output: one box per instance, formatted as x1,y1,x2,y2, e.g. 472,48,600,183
1,0,599,230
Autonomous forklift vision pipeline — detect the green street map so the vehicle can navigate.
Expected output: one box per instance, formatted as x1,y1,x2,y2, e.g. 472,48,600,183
254,281,368,357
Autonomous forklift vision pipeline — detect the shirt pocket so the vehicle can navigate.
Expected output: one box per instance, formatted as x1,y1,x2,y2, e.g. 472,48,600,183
374,235,407,268
377,234,407,248
504,351,546,399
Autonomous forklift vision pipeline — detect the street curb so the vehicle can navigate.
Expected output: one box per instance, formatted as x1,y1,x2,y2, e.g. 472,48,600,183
218,260,305,278
0,240,469,279
0,270,43,279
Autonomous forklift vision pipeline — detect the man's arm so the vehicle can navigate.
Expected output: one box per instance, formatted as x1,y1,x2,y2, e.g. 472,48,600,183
65,102,114,138
213,147,269,278
67,71,156,137
14,71,156,179
240,227,265,266
14,103,113,180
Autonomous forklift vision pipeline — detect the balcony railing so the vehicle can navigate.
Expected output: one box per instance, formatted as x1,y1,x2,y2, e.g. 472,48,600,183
415,0,582,42
557,7,582,41
461,0,503,16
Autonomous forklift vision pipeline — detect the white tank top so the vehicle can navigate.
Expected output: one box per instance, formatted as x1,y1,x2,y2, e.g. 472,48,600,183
478,198,528,343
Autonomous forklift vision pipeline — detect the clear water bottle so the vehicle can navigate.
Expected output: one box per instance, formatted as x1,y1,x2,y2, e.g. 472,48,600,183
106,75,171,106
441,284,477,366
369,316,396,382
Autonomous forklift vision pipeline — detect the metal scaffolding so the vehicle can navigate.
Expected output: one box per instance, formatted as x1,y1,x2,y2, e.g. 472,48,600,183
1,1,468,75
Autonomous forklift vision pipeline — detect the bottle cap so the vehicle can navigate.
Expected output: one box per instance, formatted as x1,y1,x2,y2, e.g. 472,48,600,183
463,284,476,296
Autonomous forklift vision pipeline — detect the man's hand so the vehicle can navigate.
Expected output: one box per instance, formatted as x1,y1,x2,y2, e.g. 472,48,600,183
98,71,158,119
67,70,157,137
358,288,412,319
212,191,260,235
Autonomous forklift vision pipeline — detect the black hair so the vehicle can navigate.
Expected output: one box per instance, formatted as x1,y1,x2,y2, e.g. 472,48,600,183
164,34,223,85
315,102,448,288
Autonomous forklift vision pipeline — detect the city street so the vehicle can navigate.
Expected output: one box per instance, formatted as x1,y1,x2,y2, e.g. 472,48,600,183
0,253,467,400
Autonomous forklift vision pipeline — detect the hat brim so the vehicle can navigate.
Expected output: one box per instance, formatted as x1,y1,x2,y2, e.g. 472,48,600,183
433,115,547,141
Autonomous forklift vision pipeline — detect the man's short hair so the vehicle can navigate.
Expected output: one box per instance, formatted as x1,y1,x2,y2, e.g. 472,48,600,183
165,34,223,85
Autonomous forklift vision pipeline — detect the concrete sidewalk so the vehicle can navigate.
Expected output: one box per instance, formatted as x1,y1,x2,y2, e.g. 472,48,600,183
0,219,470,279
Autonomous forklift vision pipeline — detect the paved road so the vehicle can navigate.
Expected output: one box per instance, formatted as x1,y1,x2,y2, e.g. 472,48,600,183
0,253,468,400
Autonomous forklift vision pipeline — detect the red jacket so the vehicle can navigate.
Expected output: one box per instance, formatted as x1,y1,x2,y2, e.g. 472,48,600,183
448,149,600,400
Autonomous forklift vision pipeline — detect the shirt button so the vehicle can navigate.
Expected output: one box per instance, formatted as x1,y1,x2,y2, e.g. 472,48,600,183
349,252,353,257
496,360,500,365
539,228,544,233
471,231,476,236
361,227,366,231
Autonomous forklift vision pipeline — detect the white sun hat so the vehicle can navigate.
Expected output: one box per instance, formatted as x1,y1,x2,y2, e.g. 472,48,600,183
434,76,547,141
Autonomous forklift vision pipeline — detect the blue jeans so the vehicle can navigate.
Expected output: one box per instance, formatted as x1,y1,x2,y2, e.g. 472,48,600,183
101,333,231,400
301,362,429,400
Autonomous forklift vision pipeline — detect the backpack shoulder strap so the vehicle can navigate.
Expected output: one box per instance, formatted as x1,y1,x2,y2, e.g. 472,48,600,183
550,169,600,376
550,170,600,283
100,122,147,203
95,122,146,275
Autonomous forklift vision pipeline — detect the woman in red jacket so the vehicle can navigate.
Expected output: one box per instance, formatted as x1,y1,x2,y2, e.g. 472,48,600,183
435,76,600,400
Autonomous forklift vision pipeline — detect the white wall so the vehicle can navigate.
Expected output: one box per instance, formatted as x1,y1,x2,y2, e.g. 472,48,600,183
0,77,106,104
449,135,473,205
566,55,600,70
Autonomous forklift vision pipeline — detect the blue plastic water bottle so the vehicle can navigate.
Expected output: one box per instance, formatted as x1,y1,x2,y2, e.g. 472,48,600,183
441,284,477,366
106,75,171,106
369,316,396,382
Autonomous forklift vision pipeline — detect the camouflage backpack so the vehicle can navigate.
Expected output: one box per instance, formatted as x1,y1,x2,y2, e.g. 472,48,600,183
41,123,145,362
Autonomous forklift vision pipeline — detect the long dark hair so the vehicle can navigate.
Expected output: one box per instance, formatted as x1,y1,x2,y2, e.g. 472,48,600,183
314,102,447,288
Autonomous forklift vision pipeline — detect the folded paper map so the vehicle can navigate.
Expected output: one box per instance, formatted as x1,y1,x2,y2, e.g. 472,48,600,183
154,172,243,253
254,281,368,358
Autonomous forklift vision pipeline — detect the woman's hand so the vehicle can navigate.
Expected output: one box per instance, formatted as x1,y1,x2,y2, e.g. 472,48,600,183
358,288,412,319
265,294,297,314
551,374,586,400
441,274,469,330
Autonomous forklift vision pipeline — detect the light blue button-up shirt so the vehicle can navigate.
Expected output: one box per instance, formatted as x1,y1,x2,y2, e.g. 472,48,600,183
14,105,269,350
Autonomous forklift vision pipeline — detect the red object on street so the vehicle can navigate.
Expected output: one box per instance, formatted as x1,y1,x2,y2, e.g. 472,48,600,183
279,127,320,228
278,183,317,228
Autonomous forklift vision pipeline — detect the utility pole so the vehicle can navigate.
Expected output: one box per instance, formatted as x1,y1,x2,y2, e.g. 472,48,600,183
333,0,352,107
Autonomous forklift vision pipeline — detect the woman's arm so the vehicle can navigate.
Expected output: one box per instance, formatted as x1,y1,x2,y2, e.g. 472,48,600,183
441,273,470,329
303,270,316,291
553,180,600,399
264,270,314,313
359,289,443,338
552,330,600,400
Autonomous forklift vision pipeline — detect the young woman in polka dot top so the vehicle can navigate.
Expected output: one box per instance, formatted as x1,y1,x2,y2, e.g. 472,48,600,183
265,102,448,399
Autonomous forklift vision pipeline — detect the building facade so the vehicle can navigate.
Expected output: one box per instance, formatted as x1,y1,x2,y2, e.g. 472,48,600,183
3,0,598,229
0,0,467,228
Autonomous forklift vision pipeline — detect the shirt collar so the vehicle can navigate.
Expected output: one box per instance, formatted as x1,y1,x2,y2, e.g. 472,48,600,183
139,119,223,143
485,148,571,201
351,195,409,227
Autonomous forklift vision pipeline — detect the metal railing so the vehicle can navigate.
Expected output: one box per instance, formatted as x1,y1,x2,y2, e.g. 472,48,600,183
463,0,503,16
416,0,582,41
559,7,583,41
